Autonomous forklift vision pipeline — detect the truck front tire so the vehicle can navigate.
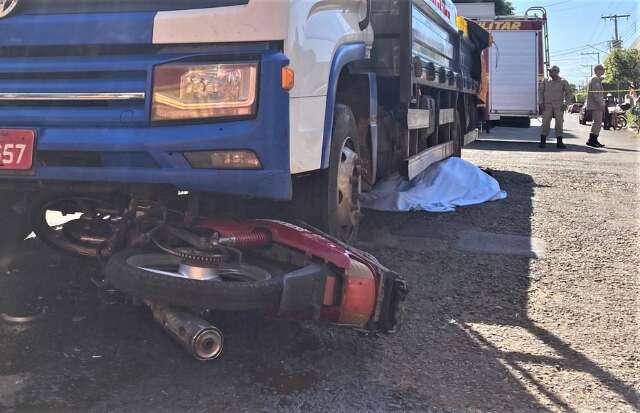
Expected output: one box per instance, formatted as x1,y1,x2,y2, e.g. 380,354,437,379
322,104,362,243
294,104,362,243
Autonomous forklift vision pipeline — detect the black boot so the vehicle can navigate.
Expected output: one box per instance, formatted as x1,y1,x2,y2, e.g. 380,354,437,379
556,136,566,149
539,135,547,148
594,137,605,147
586,134,599,148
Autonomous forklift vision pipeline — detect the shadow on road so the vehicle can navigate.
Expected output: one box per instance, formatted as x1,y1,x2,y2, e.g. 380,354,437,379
474,131,605,154
476,139,605,153
358,169,639,411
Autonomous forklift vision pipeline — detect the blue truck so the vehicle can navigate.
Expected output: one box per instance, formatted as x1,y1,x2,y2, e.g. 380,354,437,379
0,0,489,248
0,0,489,358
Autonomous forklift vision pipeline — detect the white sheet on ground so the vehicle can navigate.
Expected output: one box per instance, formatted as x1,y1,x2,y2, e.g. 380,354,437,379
362,157,507,212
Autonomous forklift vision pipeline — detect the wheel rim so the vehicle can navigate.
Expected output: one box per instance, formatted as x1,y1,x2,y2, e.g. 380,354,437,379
125,253,272,283
335,137,361,242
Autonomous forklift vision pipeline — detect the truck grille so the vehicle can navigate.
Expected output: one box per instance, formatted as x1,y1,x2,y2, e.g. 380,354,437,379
0,42,275,127
0,55,149,127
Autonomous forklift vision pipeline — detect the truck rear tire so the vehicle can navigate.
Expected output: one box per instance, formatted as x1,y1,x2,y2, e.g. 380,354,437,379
0,192,31,252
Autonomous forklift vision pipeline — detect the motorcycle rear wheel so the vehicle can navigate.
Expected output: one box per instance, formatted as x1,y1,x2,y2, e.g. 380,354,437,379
614,115,627,130
106,249,288,311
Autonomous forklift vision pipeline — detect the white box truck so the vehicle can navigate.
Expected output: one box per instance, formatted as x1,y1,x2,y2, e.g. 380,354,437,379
476,14,548,127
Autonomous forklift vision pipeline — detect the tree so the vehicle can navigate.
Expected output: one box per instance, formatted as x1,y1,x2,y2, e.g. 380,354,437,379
455,0,515,16
604,48,640,89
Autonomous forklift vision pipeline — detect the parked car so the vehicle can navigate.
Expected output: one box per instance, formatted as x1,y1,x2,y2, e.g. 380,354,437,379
569,103,583,113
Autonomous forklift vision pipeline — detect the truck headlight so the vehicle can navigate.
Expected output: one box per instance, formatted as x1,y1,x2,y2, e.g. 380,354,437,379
152,62,258,122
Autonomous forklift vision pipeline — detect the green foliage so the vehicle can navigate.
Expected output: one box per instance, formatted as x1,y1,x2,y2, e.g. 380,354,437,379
574,91,586,103
603,48,640,89
455,0,515,16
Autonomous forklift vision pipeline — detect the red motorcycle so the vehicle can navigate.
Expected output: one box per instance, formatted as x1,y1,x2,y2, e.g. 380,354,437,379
29,195,407,360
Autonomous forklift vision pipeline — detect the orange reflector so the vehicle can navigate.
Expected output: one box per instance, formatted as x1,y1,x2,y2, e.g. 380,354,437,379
281,66,295,91
339,259,376,328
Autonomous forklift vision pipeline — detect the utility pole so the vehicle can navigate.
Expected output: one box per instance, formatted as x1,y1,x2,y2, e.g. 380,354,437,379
601,14,630,101
601,14,630,48
581,51,600,64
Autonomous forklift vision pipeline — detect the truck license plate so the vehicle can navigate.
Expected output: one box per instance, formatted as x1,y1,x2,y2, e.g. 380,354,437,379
0,129,35,171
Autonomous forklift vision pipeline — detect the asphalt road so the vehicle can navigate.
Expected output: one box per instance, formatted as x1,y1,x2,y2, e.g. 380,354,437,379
1,114,638,412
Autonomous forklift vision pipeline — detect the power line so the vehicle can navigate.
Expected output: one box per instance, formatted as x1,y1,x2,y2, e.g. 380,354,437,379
586,2,618,46
581,51,600,64
619,20,638,43
540,0,572,8
587,20,605,46
549,41,610,55
623,30,639,44
538,1,609,15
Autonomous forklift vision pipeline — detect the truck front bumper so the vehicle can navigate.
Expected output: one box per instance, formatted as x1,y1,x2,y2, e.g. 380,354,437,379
0,48,292,200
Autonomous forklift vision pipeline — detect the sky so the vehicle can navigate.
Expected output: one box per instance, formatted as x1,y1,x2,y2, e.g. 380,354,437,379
509,0,639,86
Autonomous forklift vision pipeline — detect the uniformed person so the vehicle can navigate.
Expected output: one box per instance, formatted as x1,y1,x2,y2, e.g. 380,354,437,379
539,65,573,149
585,65,606,147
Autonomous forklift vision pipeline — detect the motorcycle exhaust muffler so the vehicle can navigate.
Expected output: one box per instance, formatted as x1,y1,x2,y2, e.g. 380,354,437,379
146,301,223,361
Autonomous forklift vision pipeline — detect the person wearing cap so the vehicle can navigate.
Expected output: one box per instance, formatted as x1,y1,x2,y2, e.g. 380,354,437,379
585,65,606,147
538,65,573,149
